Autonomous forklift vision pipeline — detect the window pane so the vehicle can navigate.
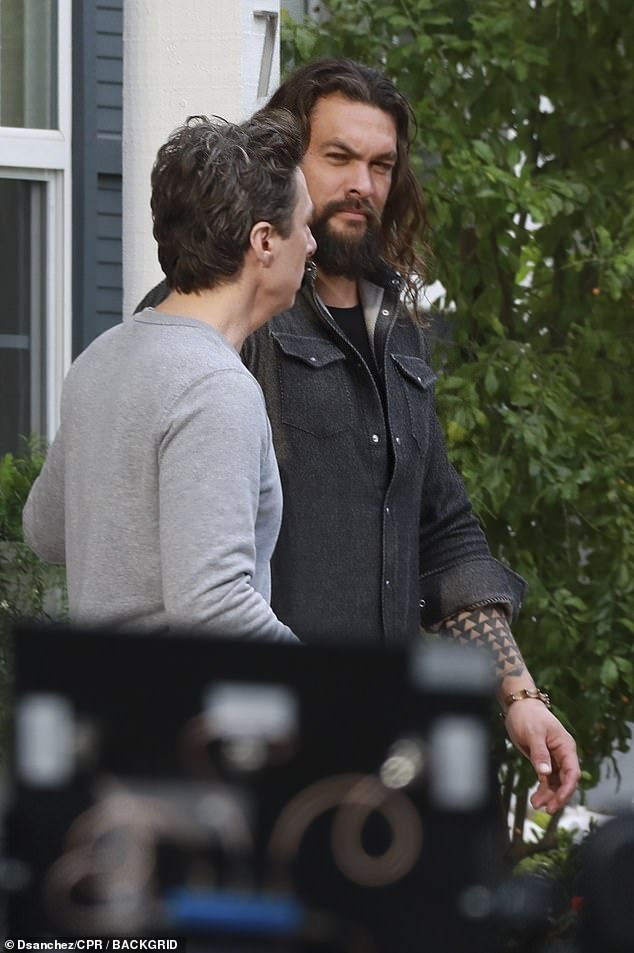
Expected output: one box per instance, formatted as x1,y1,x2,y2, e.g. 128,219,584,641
0,0,58,129
0,178,47,454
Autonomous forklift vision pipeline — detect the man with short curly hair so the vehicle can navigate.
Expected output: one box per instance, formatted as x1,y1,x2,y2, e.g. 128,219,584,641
24,112,315,640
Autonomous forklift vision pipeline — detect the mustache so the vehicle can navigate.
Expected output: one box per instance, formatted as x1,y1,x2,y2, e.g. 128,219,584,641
313,197,382,229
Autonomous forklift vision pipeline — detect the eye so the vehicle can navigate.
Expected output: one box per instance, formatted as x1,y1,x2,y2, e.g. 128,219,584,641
326,152,348,163
373,161,395,175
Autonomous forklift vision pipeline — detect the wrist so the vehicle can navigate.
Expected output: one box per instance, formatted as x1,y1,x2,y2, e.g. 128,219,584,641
502,687,551,718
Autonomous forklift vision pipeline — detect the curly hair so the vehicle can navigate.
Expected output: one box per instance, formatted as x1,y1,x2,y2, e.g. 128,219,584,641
265,58,430,292
151,110,303,294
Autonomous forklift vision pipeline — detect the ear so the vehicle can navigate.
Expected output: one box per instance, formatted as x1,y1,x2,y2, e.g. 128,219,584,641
250,221,278,266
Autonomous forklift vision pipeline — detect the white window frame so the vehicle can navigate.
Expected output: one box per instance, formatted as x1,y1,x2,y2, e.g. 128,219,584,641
0,0,72,439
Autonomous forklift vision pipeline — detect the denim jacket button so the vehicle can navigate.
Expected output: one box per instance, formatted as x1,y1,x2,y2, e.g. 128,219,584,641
385,579,391,588
381,308,390,316
371,433,380,444
419,598,426,608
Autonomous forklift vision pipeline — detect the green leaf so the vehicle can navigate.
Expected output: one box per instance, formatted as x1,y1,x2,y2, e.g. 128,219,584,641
600,658,619,688
447,420,468,444
472,140,495,163
484,365,498,396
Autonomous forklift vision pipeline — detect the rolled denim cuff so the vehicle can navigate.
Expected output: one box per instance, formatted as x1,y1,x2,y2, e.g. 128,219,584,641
419,557,527,627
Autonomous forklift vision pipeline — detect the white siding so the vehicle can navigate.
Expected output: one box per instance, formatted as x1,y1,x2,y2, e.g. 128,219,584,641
122,0,281,318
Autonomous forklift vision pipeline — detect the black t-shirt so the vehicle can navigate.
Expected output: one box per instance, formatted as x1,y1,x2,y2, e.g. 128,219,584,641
328,304,378,379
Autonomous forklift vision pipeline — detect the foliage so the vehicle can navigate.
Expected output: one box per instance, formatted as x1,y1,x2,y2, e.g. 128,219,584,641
0,442,67,760
509,825,584,946
282,0,634,821
0,439,47,541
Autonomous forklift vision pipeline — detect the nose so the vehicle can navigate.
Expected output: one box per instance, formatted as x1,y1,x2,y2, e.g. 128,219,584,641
306,228,317,258
346,161,374,199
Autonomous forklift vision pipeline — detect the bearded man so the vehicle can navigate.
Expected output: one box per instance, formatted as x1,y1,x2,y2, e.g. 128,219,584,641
137,58,580,814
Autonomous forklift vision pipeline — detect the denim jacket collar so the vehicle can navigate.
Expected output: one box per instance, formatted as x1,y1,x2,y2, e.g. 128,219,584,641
304,262,404,357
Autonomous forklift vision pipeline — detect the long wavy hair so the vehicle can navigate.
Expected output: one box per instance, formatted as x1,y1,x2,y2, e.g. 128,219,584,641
265,58,430,302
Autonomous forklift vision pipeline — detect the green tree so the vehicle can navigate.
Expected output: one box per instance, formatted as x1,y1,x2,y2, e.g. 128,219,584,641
282,0,634,849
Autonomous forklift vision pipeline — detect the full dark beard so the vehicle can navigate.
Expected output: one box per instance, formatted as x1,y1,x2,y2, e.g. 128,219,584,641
310,200,383,279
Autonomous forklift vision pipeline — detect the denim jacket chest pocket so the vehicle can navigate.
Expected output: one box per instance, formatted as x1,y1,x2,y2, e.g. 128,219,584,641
272,332,353,437
390,353,438,451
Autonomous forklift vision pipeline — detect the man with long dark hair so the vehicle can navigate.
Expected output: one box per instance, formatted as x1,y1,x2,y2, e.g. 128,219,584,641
138,59,580,812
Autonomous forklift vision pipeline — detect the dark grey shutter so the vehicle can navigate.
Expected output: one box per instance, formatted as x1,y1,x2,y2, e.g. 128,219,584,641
72,0,123,356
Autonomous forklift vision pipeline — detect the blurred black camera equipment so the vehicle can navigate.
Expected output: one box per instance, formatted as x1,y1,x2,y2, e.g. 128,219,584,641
576,812,634,953
5,623,509,952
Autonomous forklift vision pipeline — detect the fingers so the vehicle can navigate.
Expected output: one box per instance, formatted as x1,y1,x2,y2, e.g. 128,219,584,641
530,776,555,812
530,771,562,814
504,702,581,813
530,742,581,815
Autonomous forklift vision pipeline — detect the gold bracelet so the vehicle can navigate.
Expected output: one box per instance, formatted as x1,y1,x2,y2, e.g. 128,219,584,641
504,688,551,712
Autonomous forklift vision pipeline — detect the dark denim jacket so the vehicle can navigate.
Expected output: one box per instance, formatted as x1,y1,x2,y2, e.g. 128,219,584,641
242,264,526,646
136,268,526,646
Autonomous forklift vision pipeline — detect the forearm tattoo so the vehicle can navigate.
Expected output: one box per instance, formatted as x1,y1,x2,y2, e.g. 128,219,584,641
432,605,527,683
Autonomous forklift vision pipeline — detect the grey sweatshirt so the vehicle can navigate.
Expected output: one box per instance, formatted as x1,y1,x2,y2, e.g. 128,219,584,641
23,309,297,642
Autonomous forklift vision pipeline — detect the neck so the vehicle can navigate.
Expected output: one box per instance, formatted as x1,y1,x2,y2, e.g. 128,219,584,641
315,270,360,309
155,286,258,351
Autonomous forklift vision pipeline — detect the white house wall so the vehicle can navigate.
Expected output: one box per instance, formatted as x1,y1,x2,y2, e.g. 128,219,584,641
122,0,281,318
